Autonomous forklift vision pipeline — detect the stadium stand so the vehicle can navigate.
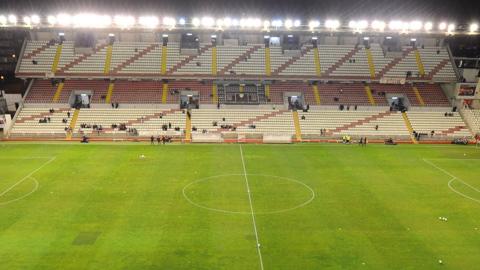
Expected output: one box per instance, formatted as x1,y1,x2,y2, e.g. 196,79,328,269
16,41,459,82
73,108,185,137
407,108,473,139
298,107,410,139
10,107,73,137
10,37,471,143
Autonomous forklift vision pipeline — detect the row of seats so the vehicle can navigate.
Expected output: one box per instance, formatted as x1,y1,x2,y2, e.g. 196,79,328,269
24,79,451,106
74,108,186,136
10,107,73,136
191,109,295,135
408,111,472,138
10,107,473,139
298,109,409,137
17,41,457,81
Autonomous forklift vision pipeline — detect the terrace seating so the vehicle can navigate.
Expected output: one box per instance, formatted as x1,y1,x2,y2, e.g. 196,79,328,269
18,41,57,74
369,83,450,107
191,109,295,135
383,47,419,78
109,43,154,73
73,108,186,136
16,41,458,83
418,47,457,80
269,82,312,104
330,46,371,78
278,47,317,76
407,109,472,138
317,83,372,106
229,45,266,75
111,81,164,104
10,107,73,137
318,45,355,75
298,108,410,138
174,44,213,75
117,44,163,74
168,81,212,104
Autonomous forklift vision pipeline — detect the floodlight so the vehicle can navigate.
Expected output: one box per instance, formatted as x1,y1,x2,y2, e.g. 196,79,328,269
139,16,159,28
409,21,422,31
438,22,447,30
424,22,433,31
192,17,200,27
57,13,72,26
252,18,262,28
28,15,40,25
72,14,111,28
201,17,214,27
0,15,7,25
469,23,478,32
98,15,112,28
389,20,402,30
371,20,386,31
178,18,186,25
308,20,320,29
263,20,270,28
114,15,135,28
223,17,232,27
285,19,293,29
239,18,247,28
447,23,455,32
294,19,301,27
349,20,357,28
325,19,340,30
47,15,57,25
23,16,31,25
163,17,176,28
271,20,282,27
358,20,368,29
8,14,17,24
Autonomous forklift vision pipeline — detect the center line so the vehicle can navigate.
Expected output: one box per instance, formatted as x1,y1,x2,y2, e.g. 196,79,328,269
239,145,265,270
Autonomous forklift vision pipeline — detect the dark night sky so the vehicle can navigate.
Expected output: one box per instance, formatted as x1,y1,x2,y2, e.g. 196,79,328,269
1,0,479,23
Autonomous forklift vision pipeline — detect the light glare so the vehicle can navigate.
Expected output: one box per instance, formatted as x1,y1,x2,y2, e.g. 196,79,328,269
8,14,17,24
469,23,478,32
139,16,159,28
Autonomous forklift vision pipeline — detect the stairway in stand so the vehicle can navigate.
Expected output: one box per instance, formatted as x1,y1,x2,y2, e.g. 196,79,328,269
401,112,418,144
66,108,80,140
292,111,302,142
185,111,192,142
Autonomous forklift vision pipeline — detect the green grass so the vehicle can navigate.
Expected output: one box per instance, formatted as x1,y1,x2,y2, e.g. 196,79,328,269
0,142,480,269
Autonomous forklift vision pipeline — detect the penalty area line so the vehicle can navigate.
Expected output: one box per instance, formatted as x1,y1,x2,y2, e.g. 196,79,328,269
422,158,480,204
0,156,56,198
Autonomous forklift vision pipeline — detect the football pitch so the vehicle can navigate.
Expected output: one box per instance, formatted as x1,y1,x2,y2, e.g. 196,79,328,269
0,142,479,269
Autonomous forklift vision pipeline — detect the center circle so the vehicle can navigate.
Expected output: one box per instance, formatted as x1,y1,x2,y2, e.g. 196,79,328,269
182,174,315,214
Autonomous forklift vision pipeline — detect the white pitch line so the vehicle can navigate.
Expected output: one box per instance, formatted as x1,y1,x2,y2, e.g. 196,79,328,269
0,156,56,197
423,158,480,204
239,145,265,270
